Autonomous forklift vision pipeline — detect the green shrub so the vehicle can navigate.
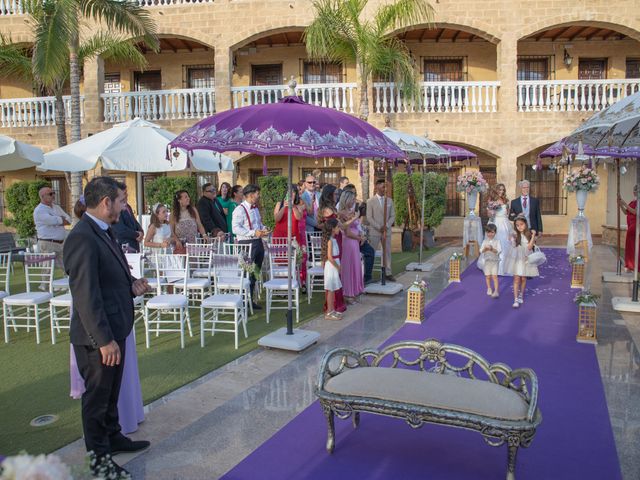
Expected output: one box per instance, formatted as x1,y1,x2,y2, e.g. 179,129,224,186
393,172,447,229
4,179,51,238
257,176,288,229
145,176,197,213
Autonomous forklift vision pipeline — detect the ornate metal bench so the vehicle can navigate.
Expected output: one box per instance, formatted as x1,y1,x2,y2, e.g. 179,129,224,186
315,339,542,480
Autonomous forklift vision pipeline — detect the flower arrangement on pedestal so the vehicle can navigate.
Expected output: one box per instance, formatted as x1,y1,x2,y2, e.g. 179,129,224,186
563,166,600,193
456,171,489,194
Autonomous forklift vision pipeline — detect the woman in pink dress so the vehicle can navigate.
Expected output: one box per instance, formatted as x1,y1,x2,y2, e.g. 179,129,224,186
338,190,364,302
272,185,307,290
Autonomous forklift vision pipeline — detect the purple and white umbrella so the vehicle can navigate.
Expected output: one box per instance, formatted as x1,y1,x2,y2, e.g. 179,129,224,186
170,95,404,342
440,144,477,161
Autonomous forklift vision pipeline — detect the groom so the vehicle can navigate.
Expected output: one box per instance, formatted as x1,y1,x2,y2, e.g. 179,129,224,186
509,180,543,235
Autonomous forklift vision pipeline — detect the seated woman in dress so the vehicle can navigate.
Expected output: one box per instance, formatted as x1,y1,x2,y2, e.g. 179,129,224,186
144,203,177,254
619,185,639,271
171,190,208,252
69,196,145,434
273,184,307,290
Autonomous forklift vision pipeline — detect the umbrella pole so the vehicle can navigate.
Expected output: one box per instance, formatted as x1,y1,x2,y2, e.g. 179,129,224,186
633,163,640,302
136,172,143,224
286,155,294,335
617,159,622,275
381,162,389,285
419,156,426,264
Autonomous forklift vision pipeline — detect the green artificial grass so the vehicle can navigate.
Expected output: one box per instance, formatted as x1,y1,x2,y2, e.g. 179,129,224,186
0,248,439,456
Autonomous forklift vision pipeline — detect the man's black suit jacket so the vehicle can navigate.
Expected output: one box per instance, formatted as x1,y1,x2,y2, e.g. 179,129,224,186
509,197,543,233
64,215,134,348
112,205,143,252
197,196,228,234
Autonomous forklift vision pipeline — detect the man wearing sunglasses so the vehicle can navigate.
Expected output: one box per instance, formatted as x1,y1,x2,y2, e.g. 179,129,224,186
33,185,72,269
301,174,321,232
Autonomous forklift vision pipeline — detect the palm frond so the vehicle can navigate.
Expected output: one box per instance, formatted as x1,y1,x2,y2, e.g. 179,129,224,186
80,0,159,52
375,0,434,34
79,33,147,69
0,35,33,81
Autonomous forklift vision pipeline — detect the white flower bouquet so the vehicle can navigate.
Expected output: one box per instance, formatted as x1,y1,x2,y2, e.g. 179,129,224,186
456,171,488,194
0,453,72,480
563,166,600,192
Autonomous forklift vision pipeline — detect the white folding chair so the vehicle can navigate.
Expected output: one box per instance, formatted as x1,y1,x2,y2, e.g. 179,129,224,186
212,253,253,319
49,292,72,344
125,253,146,325
144,254,192,349
264,243,299,324
173,244,212,306
201,254,247,349
3,253,55,344
267,238,290,278
0,252,11,327
187,243,215,281
306,235,324,304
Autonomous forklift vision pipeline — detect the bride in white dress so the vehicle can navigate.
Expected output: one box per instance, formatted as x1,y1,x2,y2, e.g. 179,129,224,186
487,184,512,276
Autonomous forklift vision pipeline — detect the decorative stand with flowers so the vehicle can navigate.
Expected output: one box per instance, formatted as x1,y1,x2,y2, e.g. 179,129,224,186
569,255,586,289
405,276,428,324
574,291,599,344
457,171,488,258
564,165,600,261
449,253,463,283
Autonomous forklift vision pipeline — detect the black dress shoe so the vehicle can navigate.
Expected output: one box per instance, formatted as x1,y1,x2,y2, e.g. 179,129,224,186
91,454,131,479
110,434,151,455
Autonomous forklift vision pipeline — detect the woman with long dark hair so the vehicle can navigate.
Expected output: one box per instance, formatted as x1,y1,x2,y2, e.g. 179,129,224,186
273,184,307,289
217,182,233,215
171,190,208,251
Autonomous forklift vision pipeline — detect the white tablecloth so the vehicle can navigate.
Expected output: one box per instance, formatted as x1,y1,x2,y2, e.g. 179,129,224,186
463,216,484,248
567,215,592,255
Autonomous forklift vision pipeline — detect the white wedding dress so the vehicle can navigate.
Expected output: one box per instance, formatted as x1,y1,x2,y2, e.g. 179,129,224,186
489,203,512,276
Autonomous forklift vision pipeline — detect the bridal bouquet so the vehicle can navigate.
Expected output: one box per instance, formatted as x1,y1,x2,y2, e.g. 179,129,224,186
486,200,502,216
456,171,488,194
563,166,600,192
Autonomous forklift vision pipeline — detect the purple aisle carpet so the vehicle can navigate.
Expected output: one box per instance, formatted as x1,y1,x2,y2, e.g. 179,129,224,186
222,249,621,480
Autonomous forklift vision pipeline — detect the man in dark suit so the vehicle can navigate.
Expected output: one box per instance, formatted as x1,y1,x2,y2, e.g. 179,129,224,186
112,186,143,252
197,182,228,236
65,177,151,477
509,180,543,235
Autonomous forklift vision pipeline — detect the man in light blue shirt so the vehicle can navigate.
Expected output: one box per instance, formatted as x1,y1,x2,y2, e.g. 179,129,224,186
301,174,321,232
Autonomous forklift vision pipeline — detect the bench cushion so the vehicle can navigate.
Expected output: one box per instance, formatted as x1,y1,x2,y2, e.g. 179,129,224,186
324,367,529,421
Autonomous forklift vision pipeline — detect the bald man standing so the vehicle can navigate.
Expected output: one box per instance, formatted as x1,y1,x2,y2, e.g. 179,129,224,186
33,185,72,269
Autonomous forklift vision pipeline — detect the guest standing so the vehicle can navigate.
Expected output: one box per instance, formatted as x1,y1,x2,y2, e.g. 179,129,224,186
144,203,176,254
509,180,543,236
173,190,208,251
217,182,233,219
112,186,144,252
335,176,350,200
619,185,638,270
69,196,145,436
227,185,244,240
64,177,150,477
301,174,321,232
338,190,364,302
196,183,227,237
273,185,307,290
33,185,71,269
366,179,396,281
343,184,374,284
232,184,269,310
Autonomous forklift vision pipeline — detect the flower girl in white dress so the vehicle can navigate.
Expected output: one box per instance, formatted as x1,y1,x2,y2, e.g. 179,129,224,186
504,215,539,308
322,218,343,320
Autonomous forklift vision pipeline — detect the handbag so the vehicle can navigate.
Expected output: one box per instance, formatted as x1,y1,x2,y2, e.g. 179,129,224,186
476,254,485,270
527,246,547,267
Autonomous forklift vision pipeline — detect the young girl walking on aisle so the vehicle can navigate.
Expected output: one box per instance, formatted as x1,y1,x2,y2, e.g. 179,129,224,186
322,218,344,320
504,214,539,308
480,224,502,298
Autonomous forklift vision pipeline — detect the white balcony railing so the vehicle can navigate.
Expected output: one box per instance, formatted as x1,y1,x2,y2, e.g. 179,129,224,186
135,0,214,5
231,83,358,113
0,95,85,128
373,81,500,114
517,79,640,112
0,0,22,15
101,87,215,123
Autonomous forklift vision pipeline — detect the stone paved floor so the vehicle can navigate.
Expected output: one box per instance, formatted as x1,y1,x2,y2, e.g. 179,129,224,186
55,244,640,479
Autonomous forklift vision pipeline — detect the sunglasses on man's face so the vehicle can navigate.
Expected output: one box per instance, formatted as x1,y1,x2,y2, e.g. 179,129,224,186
306,181,316,185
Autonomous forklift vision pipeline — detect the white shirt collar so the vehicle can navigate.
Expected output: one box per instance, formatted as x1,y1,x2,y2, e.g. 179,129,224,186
85,212,109,231
241,200,254,210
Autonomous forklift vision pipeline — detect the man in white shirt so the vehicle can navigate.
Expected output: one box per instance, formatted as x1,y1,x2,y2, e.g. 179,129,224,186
366,179,396,281
33,186,72,269
232,184,270,310
301,174,321,232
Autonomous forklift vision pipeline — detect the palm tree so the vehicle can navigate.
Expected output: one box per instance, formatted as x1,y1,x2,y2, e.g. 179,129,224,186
22,0,158,207
305,0,434,199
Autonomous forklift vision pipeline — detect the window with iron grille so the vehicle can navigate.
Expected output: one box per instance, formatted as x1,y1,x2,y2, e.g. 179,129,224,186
422,57,466,82
301,168,342,187
517,56,553,81
424,166,463,216
104,73,121,94
251,64,283,86
302,62,343,84
184,65,215,89
524,165,567,215
192,172,219,197
134,70,162,92
626,59,640,78
250,168,282,185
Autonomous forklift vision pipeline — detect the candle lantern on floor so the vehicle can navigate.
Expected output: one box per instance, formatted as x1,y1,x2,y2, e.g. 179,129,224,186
449,253,462,283
570,255,586,289
575,291,598,344
406,276,427,324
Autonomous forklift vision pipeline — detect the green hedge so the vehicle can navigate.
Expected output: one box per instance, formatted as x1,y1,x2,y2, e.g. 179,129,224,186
145,176,197,213
392,172,447,229
4,179,51,238
257,175,288,229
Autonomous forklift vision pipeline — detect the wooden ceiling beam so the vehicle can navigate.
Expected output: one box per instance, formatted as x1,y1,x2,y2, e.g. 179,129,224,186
468,34,476,42
419,28,429,42
435,28,446,42
533,30,548,41
603,29,621,40
452,30,461,42
178,38,192,52
550,26,571,42
568,26,590,41
283,32,289,46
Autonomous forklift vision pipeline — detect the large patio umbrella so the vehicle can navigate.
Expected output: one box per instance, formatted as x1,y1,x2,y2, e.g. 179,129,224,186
381,128,450,269
440,144,477,161
564,91,640,307
0,135,44,171
170,94,404,350
37,118,234,219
